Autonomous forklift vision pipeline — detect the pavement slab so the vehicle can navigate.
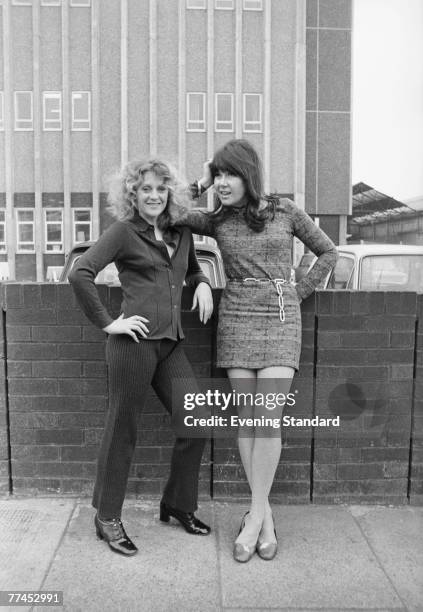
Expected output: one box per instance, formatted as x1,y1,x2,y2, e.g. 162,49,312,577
0,497,76,612
40,500,220,612
216,504,406,610
350,505,423,612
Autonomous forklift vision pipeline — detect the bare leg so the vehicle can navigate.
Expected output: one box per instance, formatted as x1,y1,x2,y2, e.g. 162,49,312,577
254,366,295,544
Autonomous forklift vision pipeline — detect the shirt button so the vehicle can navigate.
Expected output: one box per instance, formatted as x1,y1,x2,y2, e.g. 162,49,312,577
171,285,176,289
173,305,177,309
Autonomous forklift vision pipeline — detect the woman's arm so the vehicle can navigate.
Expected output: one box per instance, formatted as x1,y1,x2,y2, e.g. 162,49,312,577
290,203,338,301
185,232,214,323
169,193,216,237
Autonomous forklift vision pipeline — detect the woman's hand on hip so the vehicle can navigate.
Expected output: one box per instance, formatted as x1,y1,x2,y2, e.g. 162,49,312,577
102,313,149,342
191,282,213,324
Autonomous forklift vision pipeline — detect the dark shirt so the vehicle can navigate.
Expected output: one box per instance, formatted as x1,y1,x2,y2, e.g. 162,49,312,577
68,210,210,340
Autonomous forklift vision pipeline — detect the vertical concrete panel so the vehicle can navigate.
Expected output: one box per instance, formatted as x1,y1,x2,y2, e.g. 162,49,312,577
305,110,317,214
71,135,92,191
42,134,64,191
127,0,149,160
185,11,207,91
69,5,92,191
317,112,350,215
186,134,207,184
306,27,317,111
306,0,318,27
242,12,263,91
99,0,121,183
70,8,91,89
185,9,207,179
156,1,179,164
318,29,351,112
40,9,62,89
213,13,235,92
270,0,296,193
13,134,34,190
12,8,32,89
319,0,352,29
0,8,4,84
0,135,5,192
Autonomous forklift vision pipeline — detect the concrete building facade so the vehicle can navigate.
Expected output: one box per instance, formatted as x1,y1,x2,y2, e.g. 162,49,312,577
0,0,352,280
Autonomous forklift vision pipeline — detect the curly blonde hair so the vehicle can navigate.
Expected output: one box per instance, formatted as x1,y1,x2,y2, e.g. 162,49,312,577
106,159,189,227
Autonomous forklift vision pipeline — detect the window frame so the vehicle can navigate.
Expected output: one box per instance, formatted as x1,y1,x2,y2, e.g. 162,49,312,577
243,0,263,10
186,0,206,8
0,210,6,252
16,208,35,254
215,0,234,9
243,93,263,133
215,93,234,132
70,0,90,6
44,208,64,254
71,91,91,131
42,91,62,131
73,208,92,244
41,0,61,5
186,92,206,132
14,91,34,131
11,0,33,5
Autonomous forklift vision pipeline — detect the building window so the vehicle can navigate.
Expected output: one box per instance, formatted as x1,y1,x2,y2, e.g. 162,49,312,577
14,91,33,131
12,1,33,5
70,0,90,6
215,93,233,132
186,0,206,8
16,209,35,253
43,92,62,131
186,93,206,132
215,0,233,9
41,0,61,5
0,211,6,252
0,93,3,131
72,91,91,130
73,209,92,243
243,0,262,10
243,93,262,132
44,209,63,253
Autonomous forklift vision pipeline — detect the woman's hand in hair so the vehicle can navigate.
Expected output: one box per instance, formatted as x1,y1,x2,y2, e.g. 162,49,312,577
191,282,213,324
102,313,149,342
199,160,213,191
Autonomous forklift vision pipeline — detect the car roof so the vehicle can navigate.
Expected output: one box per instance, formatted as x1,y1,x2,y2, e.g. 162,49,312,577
66,240,219,254
337,244,423,256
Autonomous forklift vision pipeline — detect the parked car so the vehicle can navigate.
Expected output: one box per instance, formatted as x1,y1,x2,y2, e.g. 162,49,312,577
306,244,423,292
59,240,226,289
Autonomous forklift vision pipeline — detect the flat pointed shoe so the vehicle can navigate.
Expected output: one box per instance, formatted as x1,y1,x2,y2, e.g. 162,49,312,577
233,542,256,563
256,529,278,561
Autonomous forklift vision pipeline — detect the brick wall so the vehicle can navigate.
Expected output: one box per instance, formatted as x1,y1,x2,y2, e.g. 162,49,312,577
0,284,421,505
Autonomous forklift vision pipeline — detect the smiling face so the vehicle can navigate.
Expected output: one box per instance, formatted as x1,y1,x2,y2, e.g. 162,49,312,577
135,171,169,224
214,170,246,207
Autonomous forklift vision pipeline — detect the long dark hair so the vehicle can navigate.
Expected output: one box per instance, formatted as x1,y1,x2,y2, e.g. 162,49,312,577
209,139,276,232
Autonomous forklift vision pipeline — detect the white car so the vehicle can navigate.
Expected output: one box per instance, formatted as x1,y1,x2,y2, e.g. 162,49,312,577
311,244,423,292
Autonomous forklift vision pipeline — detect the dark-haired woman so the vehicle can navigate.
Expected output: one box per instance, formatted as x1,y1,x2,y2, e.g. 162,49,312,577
69,159,213,556
171,139,338,562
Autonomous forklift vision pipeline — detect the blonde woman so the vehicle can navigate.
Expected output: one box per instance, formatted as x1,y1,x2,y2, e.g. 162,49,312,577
69,159,213,556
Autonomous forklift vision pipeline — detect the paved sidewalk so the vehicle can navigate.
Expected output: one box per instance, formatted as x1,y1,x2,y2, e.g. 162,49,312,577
0,497,422,612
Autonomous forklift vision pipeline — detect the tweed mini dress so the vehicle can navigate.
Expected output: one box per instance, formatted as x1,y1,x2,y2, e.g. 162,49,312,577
176,198,338,370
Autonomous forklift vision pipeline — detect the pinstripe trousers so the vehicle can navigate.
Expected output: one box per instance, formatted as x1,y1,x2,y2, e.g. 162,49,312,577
92,335,206,518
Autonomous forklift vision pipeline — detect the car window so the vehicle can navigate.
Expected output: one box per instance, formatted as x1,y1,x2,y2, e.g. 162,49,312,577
327,256,355,289
360,255,423,291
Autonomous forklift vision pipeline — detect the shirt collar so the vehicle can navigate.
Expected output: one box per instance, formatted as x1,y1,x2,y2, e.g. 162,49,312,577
129,209,181,245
